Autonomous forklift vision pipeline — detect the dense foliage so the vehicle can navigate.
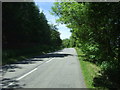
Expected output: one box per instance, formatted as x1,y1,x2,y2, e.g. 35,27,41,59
51,2,120,89
62,39,70,48
2,2,62,64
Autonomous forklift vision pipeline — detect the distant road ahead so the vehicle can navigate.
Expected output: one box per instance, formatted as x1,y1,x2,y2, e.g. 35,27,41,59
1,48,86,88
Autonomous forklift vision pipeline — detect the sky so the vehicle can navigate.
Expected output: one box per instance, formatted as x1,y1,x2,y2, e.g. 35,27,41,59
34,1,71,40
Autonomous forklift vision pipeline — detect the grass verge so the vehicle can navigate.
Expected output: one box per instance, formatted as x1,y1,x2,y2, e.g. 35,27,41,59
75,47,101,88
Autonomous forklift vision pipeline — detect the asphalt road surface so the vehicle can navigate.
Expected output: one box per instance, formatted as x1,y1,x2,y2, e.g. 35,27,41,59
1,48,86,88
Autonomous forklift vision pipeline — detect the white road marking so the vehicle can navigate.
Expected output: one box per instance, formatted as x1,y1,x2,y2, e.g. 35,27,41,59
6,58,54,87
8,82,13,86
7,68,37,86
16,68,37,80
46,58,54,63
16,58,54,81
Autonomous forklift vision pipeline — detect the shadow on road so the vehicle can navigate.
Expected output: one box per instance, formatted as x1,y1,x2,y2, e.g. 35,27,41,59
1,53,74,80
2,64,22,75
2,59,44,74
1,78,24,88
33,53,73,58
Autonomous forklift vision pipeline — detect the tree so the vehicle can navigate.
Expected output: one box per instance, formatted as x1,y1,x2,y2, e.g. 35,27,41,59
2,2,60,48
2,2,62,64
49,24,62,47
62,39,70,48
51,2,120,89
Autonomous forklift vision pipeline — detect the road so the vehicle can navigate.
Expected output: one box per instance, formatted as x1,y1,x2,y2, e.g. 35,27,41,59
1,48,86,88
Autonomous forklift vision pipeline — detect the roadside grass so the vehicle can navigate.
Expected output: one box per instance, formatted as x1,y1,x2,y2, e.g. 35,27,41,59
75,48,101,88
2,45,61,65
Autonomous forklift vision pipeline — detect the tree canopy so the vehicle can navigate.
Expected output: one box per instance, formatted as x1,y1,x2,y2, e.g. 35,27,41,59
3,2,62,49
2,2,62,64
51,2,120,89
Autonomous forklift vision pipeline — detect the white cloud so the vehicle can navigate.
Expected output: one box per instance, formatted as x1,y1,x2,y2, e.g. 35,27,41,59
58,24,71,39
